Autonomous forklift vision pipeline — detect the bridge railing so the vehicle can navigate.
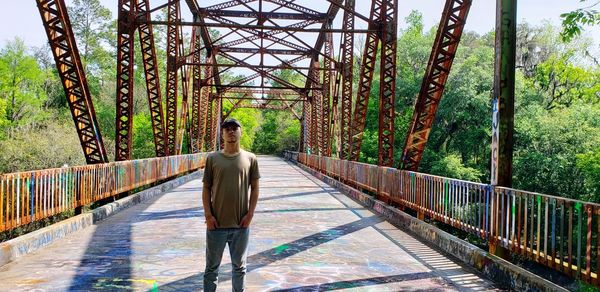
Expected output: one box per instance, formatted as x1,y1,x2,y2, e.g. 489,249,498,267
0,154,205,233
285,151,600,284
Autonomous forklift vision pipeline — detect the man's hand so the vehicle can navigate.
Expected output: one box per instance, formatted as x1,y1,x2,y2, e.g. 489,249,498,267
205,215,218,230
240,212,254,228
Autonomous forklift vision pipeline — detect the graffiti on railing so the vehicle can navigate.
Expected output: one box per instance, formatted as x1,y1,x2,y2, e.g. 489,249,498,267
0,154,205,233
284,151,600,285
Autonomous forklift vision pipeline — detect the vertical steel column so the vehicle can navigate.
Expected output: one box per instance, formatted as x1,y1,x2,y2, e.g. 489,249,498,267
378,0,398,167
302,94,312,153
137,0,167,157
199,58,213,151
177,24,191,155
491,0,516,187
400,0,472,170
190,27,202,153
115,0,136,161
35,0,108,164
348,0,383,162
322,30,334,156
339,0,355,160
309,61,322,155
204,93,214,151
165,0,180,155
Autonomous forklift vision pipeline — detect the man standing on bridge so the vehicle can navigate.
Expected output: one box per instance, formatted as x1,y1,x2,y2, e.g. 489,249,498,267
202,117,260,292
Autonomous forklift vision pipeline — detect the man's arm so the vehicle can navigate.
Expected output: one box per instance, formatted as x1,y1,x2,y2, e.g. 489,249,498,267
240,179,259,228
203,182,217,230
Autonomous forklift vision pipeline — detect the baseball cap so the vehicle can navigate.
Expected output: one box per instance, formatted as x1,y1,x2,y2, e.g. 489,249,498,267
221,118,241,128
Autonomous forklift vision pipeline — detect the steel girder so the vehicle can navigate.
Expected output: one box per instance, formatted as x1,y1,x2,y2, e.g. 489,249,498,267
348,0,382,162
309,61,322,155
377,0,398,167
339,0,355,160
165,0,180,156
204,94,214,151
137,0,167,158
35,0,108,164
199,59,213,152
190,27,202,154
115,0,136,161
322,30,334,156
400,0,472,170
176,21,192,155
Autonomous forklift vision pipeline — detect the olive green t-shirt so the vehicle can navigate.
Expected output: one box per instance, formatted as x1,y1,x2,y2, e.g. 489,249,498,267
202,150,260,228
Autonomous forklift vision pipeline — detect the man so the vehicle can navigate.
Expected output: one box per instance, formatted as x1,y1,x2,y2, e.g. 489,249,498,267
202,117,260,292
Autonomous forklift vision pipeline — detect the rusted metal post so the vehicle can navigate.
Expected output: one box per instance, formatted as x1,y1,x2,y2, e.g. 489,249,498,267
165,0,180,156
137,0,168,157
490,0,516,258
115,0,136,161
35,0,108,165
400,0,472,171
377,0,398,167
339,0,355,160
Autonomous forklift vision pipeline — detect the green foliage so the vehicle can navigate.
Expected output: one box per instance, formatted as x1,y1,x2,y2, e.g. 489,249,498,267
0,38,47,125
513,102,600,200
561,1,600,42
252,110,300,155
576,148,600,201
430,153,483,182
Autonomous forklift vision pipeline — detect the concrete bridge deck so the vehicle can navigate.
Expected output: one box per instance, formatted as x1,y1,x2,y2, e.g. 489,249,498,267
0,156,496,291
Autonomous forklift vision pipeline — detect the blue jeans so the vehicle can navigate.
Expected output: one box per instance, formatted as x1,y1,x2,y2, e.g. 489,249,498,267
203,228,249,292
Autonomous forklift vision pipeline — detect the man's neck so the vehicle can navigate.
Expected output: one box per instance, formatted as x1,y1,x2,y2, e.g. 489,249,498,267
222,143,241,155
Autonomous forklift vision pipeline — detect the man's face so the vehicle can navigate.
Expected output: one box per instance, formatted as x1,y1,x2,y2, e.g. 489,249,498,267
222,125,241,143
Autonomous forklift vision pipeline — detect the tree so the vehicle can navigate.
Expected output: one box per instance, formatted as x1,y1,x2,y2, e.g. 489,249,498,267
67,0,113,93
561,1,600,42
0,38,47,125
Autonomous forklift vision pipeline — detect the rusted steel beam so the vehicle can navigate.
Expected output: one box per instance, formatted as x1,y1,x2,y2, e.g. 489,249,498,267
204,0,255,11
115,0,136,161
348,0,382,162
185,0,222,91
282,99,303,121
378,0,398,167
199,58,213,151
216,19,319,48
201,10,327,21
204,95,214,151
216,47,309,56
223,89,300,96
339,0,355,160
190,27,202,154
139,21,368,33
220,97,306,102
301,95,312,153
137,0,167,157
183,62,333,71
165,0,180,156
400,0,472,170
309,61,322,155
222,97,245,120
322,30,333,156
214,84,318,91
35,0,108,164
177,23,192,155
264,0,322,16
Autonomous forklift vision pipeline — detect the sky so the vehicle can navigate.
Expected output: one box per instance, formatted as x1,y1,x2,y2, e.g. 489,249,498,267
1,0,598,48
0,0,597,78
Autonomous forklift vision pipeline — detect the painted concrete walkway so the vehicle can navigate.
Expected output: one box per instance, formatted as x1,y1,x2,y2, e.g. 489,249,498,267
0,156,497,291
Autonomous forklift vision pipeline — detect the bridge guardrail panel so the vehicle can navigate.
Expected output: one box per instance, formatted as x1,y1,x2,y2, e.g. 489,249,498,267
0,153,206,234
289,152,600,284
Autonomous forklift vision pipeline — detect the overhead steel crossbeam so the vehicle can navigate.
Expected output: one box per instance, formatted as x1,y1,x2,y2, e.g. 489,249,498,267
400,0,472,170
35,0,108,164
